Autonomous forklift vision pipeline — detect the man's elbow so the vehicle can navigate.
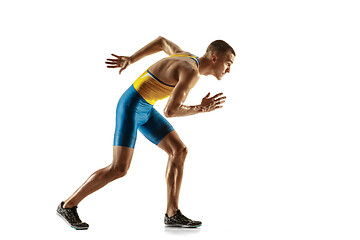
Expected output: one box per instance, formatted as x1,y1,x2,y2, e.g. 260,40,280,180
157,36,166,46
164,107,176,118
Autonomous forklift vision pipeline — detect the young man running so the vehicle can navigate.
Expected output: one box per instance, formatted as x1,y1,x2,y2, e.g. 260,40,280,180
57,36,235,229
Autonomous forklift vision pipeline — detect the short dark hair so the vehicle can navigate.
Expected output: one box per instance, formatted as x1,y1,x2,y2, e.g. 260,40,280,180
206,40,236,56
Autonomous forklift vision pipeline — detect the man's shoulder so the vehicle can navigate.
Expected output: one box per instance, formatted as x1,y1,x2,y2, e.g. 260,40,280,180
171,59,198,80
172,51,194,56
170,53,198,72
175,61,199,86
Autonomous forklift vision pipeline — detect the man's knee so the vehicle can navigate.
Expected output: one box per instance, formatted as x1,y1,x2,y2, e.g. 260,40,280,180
107,163,129,180
170,144,188,159
166,145,187,181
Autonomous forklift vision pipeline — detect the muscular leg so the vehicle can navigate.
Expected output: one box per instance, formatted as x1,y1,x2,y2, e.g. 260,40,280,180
63,146,134,208
157,131,188,217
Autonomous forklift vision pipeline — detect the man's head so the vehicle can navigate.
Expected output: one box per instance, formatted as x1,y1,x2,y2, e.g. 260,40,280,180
204,40,235,80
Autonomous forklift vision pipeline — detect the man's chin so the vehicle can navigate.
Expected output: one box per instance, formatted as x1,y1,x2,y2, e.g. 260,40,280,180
216,74,224,80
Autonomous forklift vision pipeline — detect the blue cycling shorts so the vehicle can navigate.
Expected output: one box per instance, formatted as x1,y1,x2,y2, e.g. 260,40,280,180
113,85,174,148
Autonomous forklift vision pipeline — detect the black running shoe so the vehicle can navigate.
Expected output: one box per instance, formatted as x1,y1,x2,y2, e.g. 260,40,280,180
164,210,202,228
56,202,89,230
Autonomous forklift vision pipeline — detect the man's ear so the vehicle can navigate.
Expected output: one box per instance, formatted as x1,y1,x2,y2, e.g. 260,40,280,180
211,54,217,63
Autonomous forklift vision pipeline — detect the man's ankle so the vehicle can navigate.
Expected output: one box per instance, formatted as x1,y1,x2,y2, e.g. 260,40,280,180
63,201,75,209
166,208,178,217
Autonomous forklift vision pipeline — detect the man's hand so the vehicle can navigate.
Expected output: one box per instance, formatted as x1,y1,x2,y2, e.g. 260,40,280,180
105,54,132,75
200,92,226,112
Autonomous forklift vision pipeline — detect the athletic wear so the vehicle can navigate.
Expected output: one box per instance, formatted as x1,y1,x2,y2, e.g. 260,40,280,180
169,54,199,67
164,210,202,228
133,70,174,105
114,54,198,148
56,202,89,230
113,85,174,148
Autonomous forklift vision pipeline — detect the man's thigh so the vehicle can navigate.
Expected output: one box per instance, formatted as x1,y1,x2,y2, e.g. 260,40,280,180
139,108,174,145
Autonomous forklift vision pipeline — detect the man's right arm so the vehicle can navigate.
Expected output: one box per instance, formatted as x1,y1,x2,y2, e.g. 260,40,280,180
105,36,182,74
130,36,183,63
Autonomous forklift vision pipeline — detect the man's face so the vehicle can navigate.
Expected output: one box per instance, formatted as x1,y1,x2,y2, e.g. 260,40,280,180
212,51,235,80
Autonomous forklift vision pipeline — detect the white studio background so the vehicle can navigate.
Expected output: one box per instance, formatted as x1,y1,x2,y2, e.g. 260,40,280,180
0,0,359,239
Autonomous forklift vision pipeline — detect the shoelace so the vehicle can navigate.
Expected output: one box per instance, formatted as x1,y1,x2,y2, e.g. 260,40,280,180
64,207,82,223
174,211,192,223
71,208,82,222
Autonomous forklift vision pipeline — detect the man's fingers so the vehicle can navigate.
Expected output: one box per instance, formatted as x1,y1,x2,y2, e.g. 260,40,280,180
207,105,223,112
214,96,226,102
212,100,225,107
119,65,127,74
213,104,224,110
106,55,131,73
105,61,118,65
210,92,223,100
118,63,129,74
211,97,226,105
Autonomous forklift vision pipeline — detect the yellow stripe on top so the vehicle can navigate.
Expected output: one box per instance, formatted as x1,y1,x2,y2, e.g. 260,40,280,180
170,54,199,67
132,54,199,105
133,70,174,105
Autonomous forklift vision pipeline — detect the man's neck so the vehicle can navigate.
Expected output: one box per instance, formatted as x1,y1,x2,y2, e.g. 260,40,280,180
198,56,213,76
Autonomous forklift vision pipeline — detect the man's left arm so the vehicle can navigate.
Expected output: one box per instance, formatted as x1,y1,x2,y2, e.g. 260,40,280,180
164,70,226,118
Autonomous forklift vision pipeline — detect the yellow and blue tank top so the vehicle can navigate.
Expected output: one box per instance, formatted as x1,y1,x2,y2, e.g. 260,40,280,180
133,54,199,105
